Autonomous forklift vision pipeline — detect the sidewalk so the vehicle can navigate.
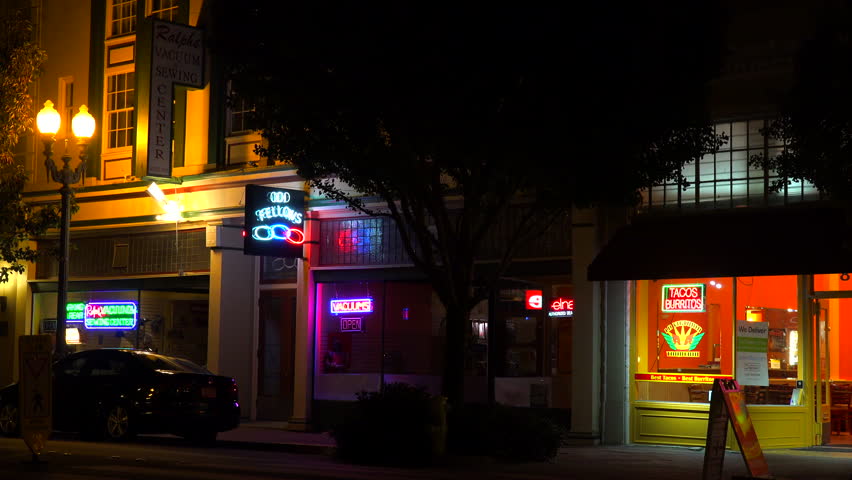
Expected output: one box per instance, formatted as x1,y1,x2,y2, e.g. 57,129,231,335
214,423,852,479
216,421,336,455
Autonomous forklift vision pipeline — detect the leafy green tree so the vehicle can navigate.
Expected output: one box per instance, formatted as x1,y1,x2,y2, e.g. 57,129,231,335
212,3,725,404
0,10,59,283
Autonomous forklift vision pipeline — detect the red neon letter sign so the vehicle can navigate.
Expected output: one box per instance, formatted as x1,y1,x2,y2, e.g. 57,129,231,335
548,297,574,317
525,290,543,310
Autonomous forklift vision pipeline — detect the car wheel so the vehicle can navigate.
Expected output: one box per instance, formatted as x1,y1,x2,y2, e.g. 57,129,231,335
0,403,19,437
104,405,133,441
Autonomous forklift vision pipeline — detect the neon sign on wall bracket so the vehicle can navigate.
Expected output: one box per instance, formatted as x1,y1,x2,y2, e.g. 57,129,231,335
84,301,138,330
661,283,706,313
330,298,374,315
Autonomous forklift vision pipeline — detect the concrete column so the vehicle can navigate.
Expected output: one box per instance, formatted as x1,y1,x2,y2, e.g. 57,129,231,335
602,280,630,445
570,207,602,443
208,240,256,419
289,210,318,431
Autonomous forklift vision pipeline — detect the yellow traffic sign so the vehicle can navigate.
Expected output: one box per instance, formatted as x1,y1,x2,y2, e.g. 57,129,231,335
19,335,52,457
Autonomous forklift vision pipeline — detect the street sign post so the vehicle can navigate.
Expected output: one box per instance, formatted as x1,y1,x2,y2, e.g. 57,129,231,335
19,335,52,460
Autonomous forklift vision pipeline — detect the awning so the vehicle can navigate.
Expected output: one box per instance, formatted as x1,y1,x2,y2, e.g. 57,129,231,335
587,206,852,281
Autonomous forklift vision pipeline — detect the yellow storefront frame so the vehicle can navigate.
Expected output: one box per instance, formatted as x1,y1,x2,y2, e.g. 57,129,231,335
630,277,817,449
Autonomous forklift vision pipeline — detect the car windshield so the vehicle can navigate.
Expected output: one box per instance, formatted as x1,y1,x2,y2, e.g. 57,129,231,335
134,352,211,374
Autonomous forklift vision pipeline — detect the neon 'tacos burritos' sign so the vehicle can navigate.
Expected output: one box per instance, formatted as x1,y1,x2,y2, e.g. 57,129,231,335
661,284,705,313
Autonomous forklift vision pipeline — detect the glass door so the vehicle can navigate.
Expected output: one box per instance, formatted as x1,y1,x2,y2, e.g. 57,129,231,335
814,299,830,444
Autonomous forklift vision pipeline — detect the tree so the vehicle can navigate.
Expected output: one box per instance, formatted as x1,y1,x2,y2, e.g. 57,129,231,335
755,6,852,201
0,10,59,283
212,2,725,405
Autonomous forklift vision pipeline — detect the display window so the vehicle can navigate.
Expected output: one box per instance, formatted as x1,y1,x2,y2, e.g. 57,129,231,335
314,281,444,401
634,275,800,405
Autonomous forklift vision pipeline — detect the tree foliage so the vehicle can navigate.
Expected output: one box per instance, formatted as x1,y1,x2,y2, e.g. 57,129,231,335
212,2,725,402
0,10,59,283
755,7,852,201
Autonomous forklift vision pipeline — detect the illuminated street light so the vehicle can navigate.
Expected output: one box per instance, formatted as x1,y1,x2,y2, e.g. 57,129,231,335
37,100,94,358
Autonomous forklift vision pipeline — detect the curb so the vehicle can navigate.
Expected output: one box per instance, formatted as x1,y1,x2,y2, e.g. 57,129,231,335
214,439,336,456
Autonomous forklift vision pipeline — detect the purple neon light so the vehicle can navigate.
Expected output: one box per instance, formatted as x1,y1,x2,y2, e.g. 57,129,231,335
330,298,373,315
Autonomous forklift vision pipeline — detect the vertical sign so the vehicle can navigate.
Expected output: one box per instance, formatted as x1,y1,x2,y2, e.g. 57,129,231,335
148,19,204,177
19,335,52,457
736,320,769,386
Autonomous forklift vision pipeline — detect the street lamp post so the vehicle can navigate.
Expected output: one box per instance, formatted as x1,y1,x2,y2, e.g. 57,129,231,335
36,100,95,359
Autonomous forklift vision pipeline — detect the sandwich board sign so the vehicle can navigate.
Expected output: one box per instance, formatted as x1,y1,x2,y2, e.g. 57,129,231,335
19,335,52,458
702,378,770,480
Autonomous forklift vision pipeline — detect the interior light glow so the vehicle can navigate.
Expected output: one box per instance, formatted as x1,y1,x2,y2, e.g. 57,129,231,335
66,327,81,345
715,283,722,289
709,280,716,286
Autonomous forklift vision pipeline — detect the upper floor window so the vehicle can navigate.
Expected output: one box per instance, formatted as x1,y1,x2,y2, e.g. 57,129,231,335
642,119,819,211
110,0,137,37
227,96,254,136
149,0,179,21
106,72,135,149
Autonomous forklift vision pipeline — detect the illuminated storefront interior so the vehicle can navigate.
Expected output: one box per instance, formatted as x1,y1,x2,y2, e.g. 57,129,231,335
632,273,852,448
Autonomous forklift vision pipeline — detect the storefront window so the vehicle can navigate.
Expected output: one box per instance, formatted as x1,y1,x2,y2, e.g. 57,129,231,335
32,290,209,365
735,275,800,405
634,275,800,405
314,281,444,401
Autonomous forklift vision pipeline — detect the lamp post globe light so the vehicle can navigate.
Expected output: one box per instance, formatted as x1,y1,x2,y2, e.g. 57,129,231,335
36,100,94,358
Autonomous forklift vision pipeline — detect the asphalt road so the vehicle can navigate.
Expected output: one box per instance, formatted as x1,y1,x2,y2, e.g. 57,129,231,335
4,436,852,479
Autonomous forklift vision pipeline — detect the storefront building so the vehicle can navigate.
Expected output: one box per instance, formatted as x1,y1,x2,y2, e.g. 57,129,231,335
306,209,574,428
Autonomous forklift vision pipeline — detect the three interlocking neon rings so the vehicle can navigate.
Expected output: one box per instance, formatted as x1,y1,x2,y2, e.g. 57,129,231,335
252,224,306,245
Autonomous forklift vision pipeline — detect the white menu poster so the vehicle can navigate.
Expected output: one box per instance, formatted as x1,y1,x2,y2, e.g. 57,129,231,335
736,320,769,386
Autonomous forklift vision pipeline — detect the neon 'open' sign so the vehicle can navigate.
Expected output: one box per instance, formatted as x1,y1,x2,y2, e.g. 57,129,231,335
330,298,373,315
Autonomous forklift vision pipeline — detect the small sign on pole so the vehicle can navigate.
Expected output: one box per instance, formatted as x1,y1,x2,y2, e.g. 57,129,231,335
19,335,53,460
702,378,771,480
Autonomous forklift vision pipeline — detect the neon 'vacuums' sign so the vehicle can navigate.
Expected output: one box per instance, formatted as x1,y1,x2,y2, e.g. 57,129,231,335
661,283,706,313
330,298,374,315
244,185,306,258
84,301,139,330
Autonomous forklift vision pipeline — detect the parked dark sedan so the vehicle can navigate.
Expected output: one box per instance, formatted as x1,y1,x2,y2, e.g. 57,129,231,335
0,348,240,443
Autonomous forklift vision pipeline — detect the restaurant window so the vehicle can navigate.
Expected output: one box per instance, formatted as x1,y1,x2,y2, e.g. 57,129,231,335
314,281,444,401
642,119,819,210
634,276,800,405
735,275,800,405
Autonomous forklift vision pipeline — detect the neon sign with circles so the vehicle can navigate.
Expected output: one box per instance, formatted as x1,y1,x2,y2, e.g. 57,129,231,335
244,185,306,258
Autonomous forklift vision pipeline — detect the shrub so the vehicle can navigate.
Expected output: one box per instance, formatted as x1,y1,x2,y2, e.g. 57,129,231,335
331,382,438,466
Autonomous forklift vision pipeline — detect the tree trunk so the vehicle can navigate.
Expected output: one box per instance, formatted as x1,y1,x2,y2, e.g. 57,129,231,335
442,304,469,408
